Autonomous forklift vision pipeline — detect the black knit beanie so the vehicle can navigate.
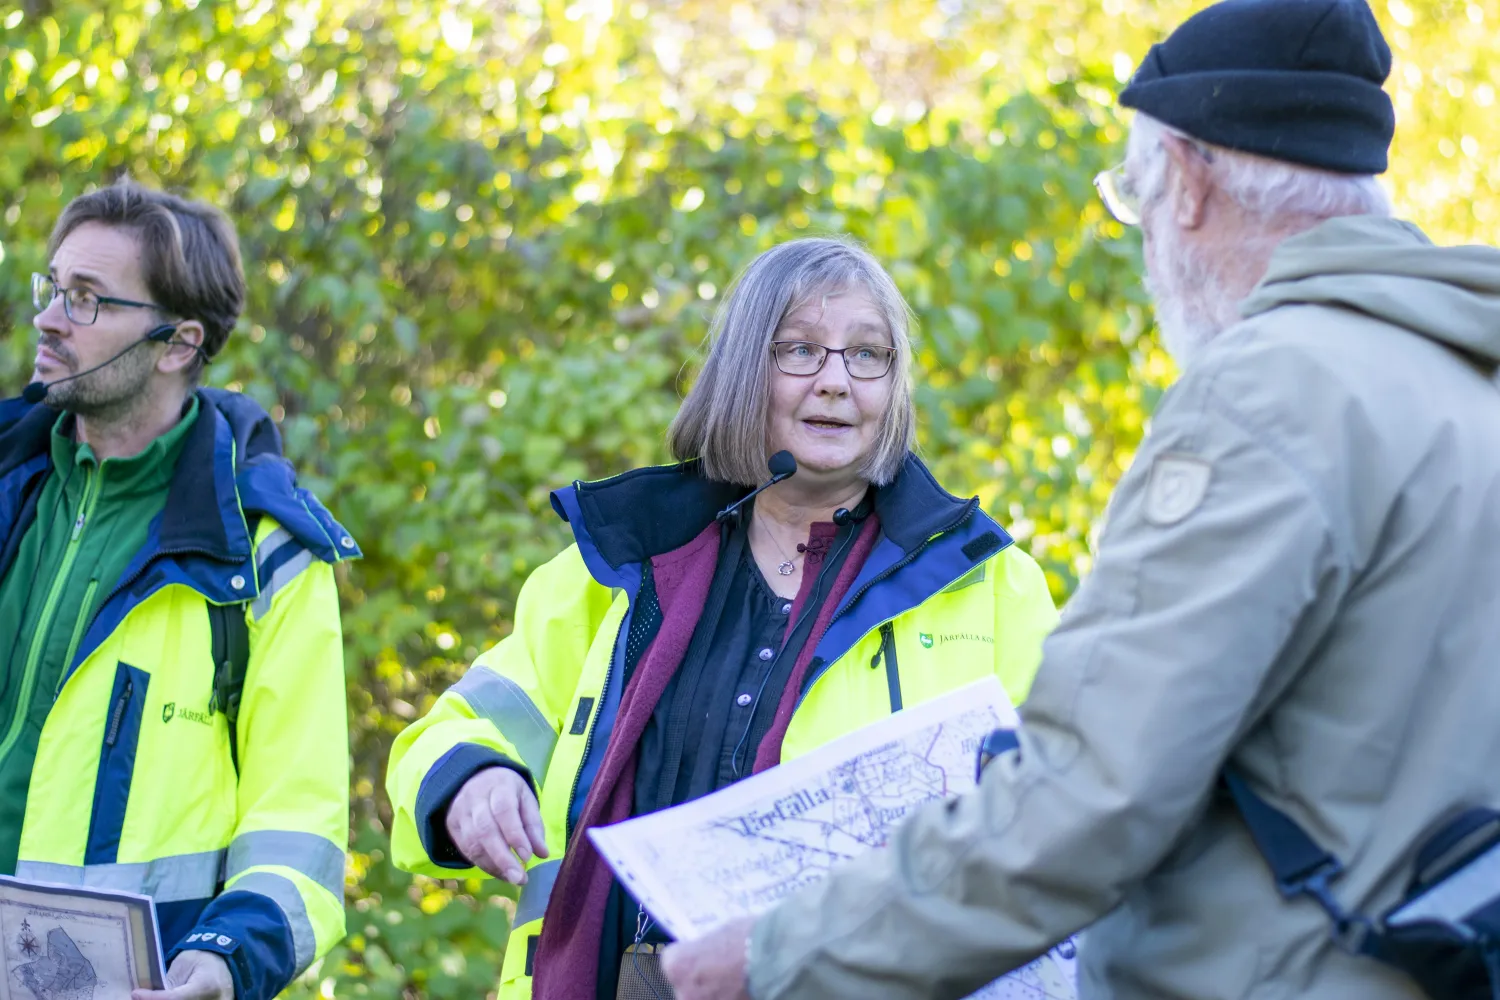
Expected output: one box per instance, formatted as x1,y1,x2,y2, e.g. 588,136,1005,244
1119,0,1395,174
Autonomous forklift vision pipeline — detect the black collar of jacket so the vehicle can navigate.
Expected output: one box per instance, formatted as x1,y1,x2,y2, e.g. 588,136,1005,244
0,399,58,481
0,388,290,564
161,390,246,561
567,452,974,570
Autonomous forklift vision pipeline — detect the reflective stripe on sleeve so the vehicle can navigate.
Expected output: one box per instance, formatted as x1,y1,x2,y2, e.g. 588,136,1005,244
228,870,317,973
451,667,558,777
225,830,346,901
250,548,314,620
255,527,296,571
17,850,225,903
514,857,563,928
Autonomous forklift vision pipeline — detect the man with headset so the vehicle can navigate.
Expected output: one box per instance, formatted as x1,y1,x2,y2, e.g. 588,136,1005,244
0,180,356,1000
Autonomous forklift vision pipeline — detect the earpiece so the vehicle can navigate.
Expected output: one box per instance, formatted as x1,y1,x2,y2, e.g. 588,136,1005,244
151,323,209,361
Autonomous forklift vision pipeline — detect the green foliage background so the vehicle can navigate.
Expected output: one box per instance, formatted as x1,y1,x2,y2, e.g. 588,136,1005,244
1,1,1496,995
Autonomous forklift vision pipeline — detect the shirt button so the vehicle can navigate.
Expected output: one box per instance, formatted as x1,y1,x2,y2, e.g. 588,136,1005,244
780,602,792,615
736,693,753,707
230,575,246,591
757,647,774,661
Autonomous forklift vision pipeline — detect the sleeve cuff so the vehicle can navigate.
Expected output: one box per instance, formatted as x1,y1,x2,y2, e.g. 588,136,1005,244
171,890,298,1000
414,742,534,868
173,932,254,998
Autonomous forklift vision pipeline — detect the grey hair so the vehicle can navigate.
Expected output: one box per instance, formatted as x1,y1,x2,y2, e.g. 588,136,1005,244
667,236,917,487
1128,112,1392,220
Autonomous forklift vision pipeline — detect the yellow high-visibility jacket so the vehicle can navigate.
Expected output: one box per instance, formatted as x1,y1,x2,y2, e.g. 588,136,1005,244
387,456,1057,998
0,389,355,1000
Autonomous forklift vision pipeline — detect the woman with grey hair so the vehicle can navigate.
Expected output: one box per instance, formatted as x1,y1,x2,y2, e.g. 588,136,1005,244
385,237,1059,1000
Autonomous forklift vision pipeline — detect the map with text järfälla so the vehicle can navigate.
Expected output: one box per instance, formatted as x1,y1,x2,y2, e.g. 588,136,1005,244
590,678,1077,1000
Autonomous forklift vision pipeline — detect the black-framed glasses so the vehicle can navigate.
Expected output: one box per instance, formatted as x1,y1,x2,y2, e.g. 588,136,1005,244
32,272,160,326
771,341,897,380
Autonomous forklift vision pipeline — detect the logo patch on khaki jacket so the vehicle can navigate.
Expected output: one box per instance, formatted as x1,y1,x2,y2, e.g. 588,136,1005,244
1144,454,1212,526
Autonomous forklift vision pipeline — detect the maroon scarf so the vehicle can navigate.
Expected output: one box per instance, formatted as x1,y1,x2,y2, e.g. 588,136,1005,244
532,515,881,999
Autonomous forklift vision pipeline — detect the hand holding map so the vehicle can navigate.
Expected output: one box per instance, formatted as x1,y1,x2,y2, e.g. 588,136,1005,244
590,678,1077,1000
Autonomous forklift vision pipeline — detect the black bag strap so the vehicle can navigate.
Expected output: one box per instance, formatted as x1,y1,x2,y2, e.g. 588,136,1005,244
1223,766,1368,946
207,513,261,776
1229,768,1500,1000
208,600,252,775
1224,768,1343,896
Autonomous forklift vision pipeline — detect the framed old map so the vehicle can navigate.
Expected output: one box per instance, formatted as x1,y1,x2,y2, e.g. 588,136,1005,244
0,876,166,1000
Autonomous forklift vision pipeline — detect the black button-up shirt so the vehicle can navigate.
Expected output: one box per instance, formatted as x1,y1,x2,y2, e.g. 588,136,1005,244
634,526,796,811
600,508,859,991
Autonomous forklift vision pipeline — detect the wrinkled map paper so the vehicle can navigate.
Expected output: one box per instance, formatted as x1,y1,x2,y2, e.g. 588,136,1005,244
590,677,1077,1000
0,877,164,1000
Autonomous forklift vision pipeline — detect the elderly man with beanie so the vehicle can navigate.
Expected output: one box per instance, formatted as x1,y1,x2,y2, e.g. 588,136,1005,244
661,1,1500,998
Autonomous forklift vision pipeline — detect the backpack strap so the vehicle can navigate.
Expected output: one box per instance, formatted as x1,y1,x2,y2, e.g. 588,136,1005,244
1223,766,1369,948
208,513,261,776
208,600,252,775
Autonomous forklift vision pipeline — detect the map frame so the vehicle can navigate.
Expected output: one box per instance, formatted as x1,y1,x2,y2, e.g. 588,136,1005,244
0,875,166,999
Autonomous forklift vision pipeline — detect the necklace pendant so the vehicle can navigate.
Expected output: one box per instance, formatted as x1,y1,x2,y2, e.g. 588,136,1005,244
778,560,795,576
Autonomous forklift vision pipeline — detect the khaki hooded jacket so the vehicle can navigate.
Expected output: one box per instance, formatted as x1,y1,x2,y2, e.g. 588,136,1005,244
749,216,1500,1000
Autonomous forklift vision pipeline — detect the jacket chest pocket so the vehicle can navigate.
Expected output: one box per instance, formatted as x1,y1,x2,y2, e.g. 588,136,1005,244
86,662,150,864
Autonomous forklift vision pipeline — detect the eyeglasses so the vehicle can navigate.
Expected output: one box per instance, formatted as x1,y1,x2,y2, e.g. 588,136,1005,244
771,341,897,380
32,272,160,326
1095,135,1218,227
1094,163,1141,226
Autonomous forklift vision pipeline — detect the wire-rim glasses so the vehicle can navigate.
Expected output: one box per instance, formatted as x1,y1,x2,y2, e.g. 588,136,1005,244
32,272,160,326
1095,135,1217,227
1094,163,1141,226
771,341,897,380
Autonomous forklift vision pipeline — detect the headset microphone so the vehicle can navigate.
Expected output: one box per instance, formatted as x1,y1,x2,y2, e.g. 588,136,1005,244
22,324,181,404
716,450,798,524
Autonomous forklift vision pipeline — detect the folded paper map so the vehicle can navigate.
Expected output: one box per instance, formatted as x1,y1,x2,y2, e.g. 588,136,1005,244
590,677,1077,1000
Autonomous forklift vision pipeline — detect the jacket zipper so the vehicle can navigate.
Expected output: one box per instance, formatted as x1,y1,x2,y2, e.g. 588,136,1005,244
60,579,100,692
564,639,618,842
104,677,134,747
564,544,630,841
877,622,901,712
0,465,101,762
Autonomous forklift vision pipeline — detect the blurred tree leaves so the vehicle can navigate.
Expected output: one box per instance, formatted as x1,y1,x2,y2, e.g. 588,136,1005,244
1,0,1495,995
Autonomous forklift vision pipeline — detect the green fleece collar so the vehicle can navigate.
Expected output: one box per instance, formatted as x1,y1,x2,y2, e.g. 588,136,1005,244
49,395,201,501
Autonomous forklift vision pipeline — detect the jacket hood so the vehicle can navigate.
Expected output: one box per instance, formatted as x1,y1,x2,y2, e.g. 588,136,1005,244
0,388,357,571
199,386,286,469
193,388,360,564
1239,216,1500,365
550,453,984,577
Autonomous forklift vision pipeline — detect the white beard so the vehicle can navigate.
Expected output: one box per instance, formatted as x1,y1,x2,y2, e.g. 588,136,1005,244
1144,222,1246,369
